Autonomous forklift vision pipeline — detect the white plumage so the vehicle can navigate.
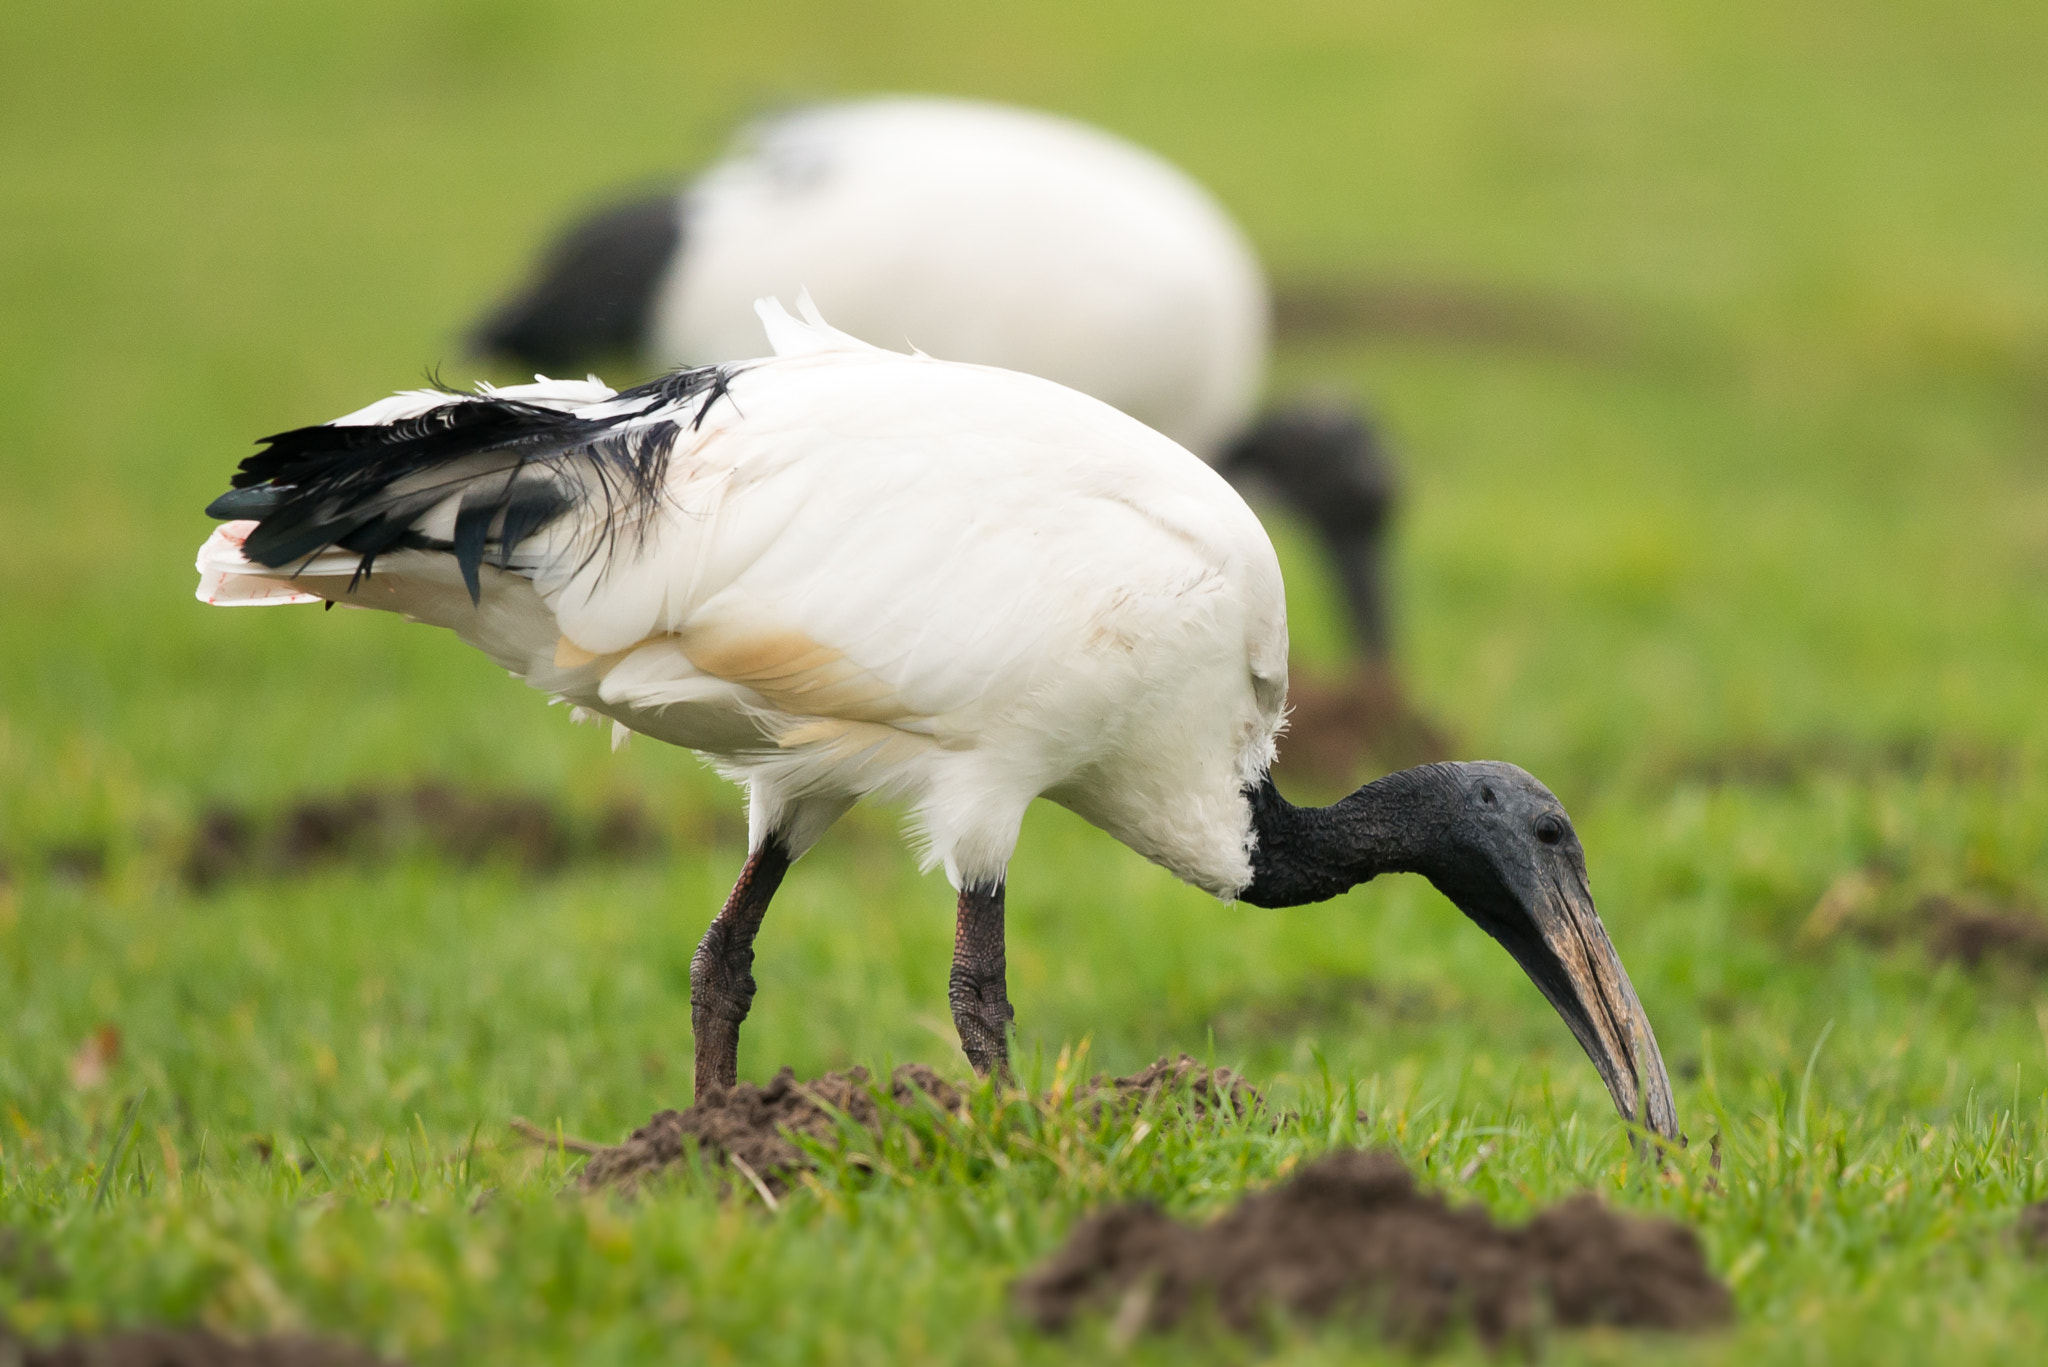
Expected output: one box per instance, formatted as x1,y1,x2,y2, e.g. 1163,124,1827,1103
476,97,1400,670
196,298,1676,1135
201,298,1286,895
653,98,1268,460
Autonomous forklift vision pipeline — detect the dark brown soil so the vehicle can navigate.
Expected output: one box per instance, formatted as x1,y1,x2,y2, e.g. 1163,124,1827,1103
181,783,664,889
1270,277,1634,361
44,845,107,884
578,1056,1263,1195
0,1229,64,1297
1802,877,2048,975
1665,736,2015,790
1921,896,2048,971
578,1064,964,1195
0,1327,397,1367
1016,1150,1731,1348
1080,1055,1263,1121
1270,668,1453,794
1211,974,1443,1045
2016,1201,2048,1257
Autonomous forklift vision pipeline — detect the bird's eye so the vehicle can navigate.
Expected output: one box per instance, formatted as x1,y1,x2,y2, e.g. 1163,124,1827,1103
1480,786,1496,805
1535,816,1564,845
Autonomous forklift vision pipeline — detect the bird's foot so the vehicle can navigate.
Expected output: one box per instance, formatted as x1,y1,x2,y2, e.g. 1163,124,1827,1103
950,879,1014,1082
689,961,756,1103
690,1007,744,1104
950,981,1015,1081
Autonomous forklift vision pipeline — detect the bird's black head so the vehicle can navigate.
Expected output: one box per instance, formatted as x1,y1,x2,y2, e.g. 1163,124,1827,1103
1219,402,1394,532
1416,762,1677,1140
1241,760,1678,1141
469,190,685,374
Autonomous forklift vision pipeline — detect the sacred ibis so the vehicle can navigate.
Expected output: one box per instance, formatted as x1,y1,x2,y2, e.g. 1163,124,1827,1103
471,96,1399,663
196,299,1675,1139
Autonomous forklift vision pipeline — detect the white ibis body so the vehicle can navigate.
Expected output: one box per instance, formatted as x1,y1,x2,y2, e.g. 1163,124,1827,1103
473,97,1397,658
198,299,1675,1138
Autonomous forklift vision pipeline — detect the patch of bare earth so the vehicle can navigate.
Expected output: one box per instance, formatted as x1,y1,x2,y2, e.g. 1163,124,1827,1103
1017,1150,1731,1349
2016,1201,2048,1257
1667,736,2015,790
1209,973,1450,1047
1921,896,2048,971
1269,277,1634,361
1800,875,2048,974
576,1056,1261,1194
1078,1055,1263,1121
577,1065,963,1195
0,1328,397,1367
181,782,665,889
1269,668,1453,794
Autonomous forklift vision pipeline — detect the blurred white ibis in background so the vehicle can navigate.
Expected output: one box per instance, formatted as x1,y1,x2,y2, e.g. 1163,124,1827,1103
471,97,1401,677
196,298,1675,1139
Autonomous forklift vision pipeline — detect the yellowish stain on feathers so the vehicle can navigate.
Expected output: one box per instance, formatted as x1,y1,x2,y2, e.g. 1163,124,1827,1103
571,623,927,739
682,628,839,684
674,624,914,724
554,636,603,668
770,716,932,768
776,718,857,747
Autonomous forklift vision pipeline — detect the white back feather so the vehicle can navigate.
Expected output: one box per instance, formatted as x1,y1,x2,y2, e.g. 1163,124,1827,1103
198,311,1287,894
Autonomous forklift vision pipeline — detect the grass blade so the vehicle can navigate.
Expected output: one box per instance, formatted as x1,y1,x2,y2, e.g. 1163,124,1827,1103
92,1089,147,1212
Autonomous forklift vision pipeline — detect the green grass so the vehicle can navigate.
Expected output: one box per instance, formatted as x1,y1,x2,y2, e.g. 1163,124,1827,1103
6,0,2048,1361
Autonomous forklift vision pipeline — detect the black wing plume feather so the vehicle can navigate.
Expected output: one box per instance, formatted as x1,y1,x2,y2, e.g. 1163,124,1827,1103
208,365,736,604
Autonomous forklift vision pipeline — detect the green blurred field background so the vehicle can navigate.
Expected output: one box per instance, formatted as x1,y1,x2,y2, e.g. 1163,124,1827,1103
5,1,2048,1362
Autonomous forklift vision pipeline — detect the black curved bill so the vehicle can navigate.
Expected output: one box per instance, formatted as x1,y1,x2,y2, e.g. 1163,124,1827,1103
1511,870,1680,1141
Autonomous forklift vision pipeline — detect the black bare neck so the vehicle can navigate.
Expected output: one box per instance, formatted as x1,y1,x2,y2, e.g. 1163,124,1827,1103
1237,764,1455,908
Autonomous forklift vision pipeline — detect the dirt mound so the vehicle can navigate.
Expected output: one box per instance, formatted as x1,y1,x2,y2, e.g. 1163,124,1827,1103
577,1056,1259,1195
1081,1055,1263,1121
1800,877,2048,974
2017,1201,2048,1257
579,1064,963,1194
1667,736,2013,790
1269,276,1632,360
1016,1149,1730,1348
182,782,662,889
1922,897,2048,971
0,1327,397,1367
0,1229,64,1301
1268,669,1452,794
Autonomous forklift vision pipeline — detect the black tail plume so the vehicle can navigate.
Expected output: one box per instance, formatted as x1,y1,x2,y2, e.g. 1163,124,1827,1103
208,366,736,603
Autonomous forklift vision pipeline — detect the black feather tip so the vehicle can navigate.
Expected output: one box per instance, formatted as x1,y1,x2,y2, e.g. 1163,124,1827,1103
206,366,740,604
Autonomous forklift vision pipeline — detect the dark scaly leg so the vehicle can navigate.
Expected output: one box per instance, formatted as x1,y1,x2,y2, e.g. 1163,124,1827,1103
949,879,1015,1079
690,836,792,1102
